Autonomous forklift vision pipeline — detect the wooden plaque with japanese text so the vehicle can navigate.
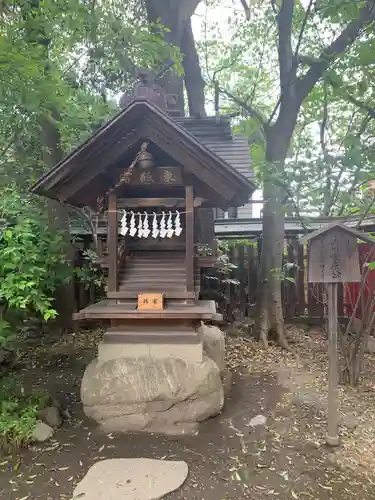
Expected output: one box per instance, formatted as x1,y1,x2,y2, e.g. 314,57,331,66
138,293,164,311
127,167,183,186
307,229,360,283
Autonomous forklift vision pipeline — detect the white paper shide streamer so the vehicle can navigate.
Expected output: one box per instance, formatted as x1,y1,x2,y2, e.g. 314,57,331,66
159,211,167,238
166,211,174,238
174,210,182,236
142,211,150,238
129,211,137,237
152,212,159,239
118,210,184,239
137,213,144,238
120,210,128,236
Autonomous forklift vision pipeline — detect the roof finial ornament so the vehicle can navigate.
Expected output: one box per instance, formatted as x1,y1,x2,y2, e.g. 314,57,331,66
136,67,156,86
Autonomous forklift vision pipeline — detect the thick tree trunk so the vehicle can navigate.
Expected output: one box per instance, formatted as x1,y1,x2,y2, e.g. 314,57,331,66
181,18,206,117
256,114,298,348
145,0,206,117
257,182,288,348
146,0,186,113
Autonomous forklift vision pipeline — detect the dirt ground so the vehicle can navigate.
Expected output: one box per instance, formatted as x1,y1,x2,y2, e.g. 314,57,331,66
1,326,375,500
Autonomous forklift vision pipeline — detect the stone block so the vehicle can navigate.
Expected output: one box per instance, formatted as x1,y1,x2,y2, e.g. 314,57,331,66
72,458,188,500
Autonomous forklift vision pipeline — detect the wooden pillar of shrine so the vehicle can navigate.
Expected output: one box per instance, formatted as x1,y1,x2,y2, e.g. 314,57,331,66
107,192,118,293
185,185,195,293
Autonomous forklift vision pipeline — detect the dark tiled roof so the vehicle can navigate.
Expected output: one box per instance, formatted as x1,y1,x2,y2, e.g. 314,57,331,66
175,117,254,180
31,102,253,207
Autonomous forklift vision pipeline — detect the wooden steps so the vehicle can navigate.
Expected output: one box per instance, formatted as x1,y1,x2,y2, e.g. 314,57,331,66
116,251,200,296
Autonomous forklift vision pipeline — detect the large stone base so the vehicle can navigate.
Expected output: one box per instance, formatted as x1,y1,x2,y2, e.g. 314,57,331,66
81,354,224,435
81,323,226,435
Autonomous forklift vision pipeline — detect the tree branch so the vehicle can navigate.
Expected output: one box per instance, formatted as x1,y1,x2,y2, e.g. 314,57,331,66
294,0,314,63
332,111,372,213
69,205,99,253
0,131,20,161
320,84,334,216
355,195,375,229
337,163,363,215
296,0,375,102
240,0,251,20
319,84,329,162
267,95,281,126
284,186,310,233
218,86,268,133
277,0,295,93
270,0,278,15
327,74,375,119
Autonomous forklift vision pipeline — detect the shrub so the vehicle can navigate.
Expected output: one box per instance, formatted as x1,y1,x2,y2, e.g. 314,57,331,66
0,377,48,450
0,186,70,327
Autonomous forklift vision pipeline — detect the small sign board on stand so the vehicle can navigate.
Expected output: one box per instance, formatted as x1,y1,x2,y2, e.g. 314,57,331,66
300,223,375,446
138,293,164,311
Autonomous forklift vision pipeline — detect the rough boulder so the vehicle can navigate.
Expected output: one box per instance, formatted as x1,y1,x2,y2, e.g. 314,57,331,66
199,323,225,373
81,354,224,435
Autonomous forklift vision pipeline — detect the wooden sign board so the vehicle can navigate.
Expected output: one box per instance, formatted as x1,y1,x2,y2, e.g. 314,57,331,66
307,230,360,283
138,293,164,311
127,167,183,186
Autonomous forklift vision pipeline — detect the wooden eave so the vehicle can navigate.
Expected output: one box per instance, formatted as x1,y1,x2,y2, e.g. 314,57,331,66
299,222,375,245
30,99,254,208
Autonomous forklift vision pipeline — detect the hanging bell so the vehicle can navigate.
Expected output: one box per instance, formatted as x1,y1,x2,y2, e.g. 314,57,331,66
137,150,154,170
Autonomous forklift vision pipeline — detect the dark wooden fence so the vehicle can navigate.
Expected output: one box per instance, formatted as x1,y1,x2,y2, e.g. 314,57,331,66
205,237,347,322
72,236,374,322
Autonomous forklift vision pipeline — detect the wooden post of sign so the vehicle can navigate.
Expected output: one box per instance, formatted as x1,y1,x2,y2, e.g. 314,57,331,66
326,282,340,446
299,222,375,447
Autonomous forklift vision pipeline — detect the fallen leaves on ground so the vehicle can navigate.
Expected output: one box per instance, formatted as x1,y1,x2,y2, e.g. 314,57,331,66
226,325,375,475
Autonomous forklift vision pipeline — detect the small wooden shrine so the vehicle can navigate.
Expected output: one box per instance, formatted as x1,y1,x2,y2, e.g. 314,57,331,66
31,80,253,362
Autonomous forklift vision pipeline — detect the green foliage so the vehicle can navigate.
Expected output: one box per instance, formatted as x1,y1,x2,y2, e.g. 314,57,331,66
201,239,240,305
0,376,48,450
270,265,297,284
0,186,70,321
74,248,105,291
216,239,239,282
0,0,185,354
0,0,182,187
196,243,214,257
198,0,375,216
0,319,16,350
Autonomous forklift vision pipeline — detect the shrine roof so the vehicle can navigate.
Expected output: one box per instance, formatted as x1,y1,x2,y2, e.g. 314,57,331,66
175,116,254,182
30,99,255,208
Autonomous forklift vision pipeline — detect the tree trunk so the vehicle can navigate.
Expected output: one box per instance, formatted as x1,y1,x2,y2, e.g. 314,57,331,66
181,18,206,117
256,116,298,348
257,180,288,348
145,0,206,117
